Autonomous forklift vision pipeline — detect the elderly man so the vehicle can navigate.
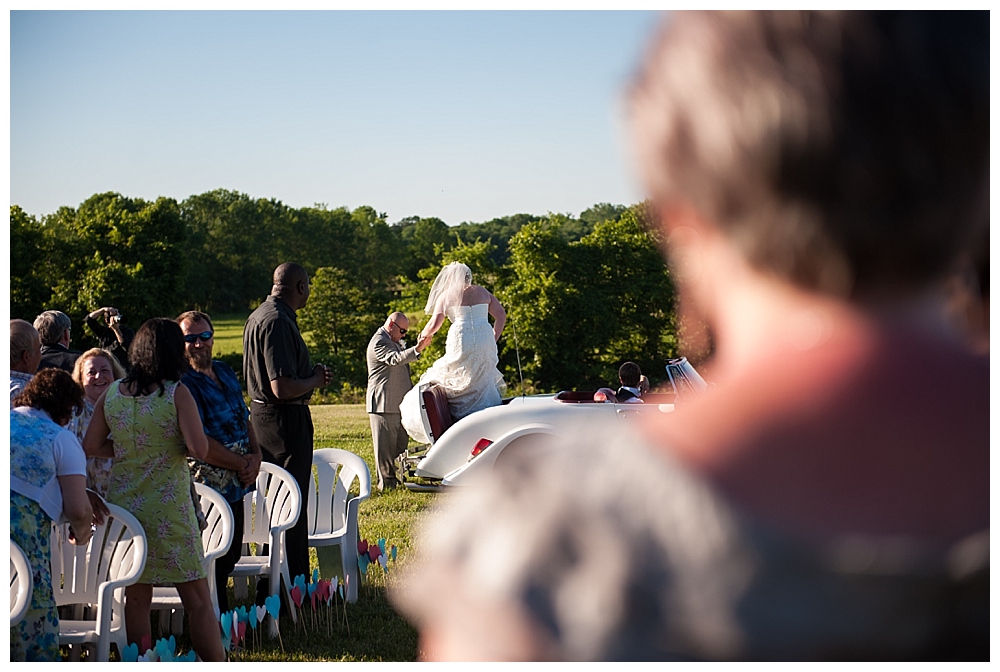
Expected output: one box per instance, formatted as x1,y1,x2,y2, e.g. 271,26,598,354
33,310,82,372
366,312,430,491
10,319,42,402
243,262,331,587
177,310,262,613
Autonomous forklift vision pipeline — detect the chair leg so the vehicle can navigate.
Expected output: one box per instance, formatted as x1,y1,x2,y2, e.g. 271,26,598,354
233,575,248,601
341,542,359,603
171,608,185,635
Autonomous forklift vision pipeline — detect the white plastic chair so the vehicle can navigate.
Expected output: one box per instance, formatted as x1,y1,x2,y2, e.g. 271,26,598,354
51,502,147,662
231,462,301,636
151,483,234,634
10,539,32,627
307,448,371,603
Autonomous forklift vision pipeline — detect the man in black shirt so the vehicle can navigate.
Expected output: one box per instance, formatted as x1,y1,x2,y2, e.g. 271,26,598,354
243,262,331,589
33,310,82,372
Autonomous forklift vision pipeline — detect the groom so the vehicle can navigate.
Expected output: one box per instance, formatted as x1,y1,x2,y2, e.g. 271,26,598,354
366,312,431,491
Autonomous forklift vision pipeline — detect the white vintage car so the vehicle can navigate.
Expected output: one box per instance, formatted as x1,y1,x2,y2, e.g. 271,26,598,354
402,357,707,490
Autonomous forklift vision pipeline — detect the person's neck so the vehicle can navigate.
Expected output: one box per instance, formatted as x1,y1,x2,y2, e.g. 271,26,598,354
190,360,217,380
693,237,957,385
272,291,299,313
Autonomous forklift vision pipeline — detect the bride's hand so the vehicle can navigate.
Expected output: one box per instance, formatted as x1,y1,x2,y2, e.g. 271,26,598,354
417,332,433,352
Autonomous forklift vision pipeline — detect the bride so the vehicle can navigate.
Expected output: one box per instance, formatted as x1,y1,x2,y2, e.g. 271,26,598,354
400,262,507,444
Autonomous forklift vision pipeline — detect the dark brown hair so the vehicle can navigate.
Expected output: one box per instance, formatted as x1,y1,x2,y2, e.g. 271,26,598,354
618,361,642,388
12,368,84,426
124,318,187,396
175,310,214,332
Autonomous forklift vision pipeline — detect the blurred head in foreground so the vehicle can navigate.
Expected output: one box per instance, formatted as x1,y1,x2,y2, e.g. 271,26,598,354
392,11,988,661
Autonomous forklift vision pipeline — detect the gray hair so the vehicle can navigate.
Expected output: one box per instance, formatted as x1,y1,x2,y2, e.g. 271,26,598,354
33,310,71,345
10,319,38,368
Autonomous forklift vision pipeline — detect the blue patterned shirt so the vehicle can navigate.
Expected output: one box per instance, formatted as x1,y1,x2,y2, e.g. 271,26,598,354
182,361,252,503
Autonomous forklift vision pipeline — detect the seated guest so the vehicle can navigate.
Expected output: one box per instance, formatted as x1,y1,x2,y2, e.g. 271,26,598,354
615,362,647,404
10,369,94,661
67,348,125,498
33,310,82,373
84,306,134,372
10,319,42,402
176,310,262,613
594,362,649,403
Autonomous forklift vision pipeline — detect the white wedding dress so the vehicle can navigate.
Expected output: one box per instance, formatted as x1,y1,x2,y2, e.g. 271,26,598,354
400,303,506,444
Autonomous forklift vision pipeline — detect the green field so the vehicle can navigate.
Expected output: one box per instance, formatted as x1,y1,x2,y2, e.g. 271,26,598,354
145,403,438,662
208,313,250,356
137,315,438,661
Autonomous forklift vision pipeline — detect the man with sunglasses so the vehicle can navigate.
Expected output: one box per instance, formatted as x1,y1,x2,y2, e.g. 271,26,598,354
176,310,261,613
366,312,431,491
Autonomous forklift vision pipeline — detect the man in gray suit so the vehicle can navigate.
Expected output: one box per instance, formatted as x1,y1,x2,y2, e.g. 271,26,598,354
366,312,431,491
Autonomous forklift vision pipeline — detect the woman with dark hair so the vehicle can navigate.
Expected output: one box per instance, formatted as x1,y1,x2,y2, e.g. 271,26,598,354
10,369,94,661
83,318,224,661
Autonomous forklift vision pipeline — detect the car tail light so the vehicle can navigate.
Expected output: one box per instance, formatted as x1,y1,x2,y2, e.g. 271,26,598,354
470,438,493,458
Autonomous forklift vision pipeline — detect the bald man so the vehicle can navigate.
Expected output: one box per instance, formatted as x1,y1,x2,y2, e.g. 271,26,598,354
243,262,332,589
366,312,431,490
10,319,42,402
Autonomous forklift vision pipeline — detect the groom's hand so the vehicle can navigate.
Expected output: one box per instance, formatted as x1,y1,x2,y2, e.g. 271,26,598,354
416,333,433,352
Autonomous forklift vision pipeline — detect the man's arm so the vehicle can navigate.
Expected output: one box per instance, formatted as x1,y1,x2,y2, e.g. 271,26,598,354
269,364,331,400
201,436,248,472
372,334,423,368
237,421,263,486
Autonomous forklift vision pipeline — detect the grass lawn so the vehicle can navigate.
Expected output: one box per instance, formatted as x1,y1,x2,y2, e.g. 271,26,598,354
148,403,439,662
144,315,436,660
208,313,250,356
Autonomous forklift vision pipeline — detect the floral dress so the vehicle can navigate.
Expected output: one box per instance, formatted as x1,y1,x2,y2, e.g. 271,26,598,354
67,398,114,497
10,407,85,662
103,380,205,584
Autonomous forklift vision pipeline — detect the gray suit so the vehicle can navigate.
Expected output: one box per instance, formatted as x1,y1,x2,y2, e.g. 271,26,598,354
366,327,420,490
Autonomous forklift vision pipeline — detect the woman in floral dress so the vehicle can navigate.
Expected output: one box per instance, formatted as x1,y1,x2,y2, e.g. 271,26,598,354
84,318,224,662
10,369,94,661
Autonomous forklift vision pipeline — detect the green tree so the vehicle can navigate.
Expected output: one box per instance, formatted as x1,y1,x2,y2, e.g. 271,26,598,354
499,205,677,392
180,190,295,312
395,216,455,280
10,205,52,321
41,193,189,339
298,266,387,389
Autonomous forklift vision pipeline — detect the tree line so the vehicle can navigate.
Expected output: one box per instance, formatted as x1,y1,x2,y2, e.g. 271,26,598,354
11,191,690,396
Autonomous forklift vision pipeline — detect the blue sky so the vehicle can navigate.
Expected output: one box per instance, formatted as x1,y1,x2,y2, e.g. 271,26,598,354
10,10,663,225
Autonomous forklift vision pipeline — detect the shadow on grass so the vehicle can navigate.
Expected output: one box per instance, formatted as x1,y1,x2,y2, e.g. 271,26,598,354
146,581,419,662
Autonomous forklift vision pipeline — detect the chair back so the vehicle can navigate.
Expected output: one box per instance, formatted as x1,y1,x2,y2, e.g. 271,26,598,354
241,463,301,549
9,539,32,626
194,483,234,567
307,449,372,536
50,502,147,608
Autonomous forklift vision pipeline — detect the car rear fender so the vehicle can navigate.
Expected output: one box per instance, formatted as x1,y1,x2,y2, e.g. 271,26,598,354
441,423,557,486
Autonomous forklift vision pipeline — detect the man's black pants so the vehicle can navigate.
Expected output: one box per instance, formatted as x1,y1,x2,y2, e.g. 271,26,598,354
215,502,244,614
249,403,313,596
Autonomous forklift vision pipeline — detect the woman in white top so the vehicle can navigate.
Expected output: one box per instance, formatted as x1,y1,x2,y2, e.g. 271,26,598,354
10,369,94,661
401,262,507,443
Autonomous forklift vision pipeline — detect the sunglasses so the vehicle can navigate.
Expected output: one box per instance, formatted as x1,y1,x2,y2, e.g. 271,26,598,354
394,323,408,336
183,331,213,343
